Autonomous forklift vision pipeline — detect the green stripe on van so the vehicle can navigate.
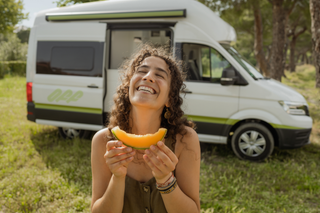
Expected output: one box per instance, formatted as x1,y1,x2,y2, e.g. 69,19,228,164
35,103,102,114
270,123,302,130
186,115,239,125
186,115,305,130
46,10,186,21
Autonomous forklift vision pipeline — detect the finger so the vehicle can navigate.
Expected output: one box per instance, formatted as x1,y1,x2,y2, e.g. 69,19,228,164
156,141,179,165
107,150,135,165
106,146,132,158
143,154,162,174
106,141,123,151
149,144,176,171
111,155,135,169
145,149,168,172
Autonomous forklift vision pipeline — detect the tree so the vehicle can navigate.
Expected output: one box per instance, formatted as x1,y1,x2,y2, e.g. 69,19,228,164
0,34,28,61
199,0,273,76
252,0,271,77
268,0,298,81
310,0,320,88
16,27,30,44
287,5,309,72
55,0,104,7
0,0,27,34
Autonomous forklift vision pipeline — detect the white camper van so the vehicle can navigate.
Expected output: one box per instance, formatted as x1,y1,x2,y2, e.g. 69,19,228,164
26,0,312,161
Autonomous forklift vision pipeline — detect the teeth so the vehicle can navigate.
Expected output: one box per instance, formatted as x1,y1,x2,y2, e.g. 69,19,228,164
138,86,155,94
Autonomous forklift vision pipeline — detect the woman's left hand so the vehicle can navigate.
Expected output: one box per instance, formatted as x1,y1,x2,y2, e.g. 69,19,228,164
143,141,179,183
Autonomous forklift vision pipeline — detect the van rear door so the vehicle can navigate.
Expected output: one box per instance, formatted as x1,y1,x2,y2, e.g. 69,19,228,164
32,22,106,130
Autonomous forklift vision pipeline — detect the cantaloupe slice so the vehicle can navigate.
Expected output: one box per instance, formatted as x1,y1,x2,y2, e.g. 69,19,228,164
111,126,167,150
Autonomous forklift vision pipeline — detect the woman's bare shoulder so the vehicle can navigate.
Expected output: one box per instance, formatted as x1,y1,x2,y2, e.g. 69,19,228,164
175,126,200,157
92,128,112,149
177,126,198,144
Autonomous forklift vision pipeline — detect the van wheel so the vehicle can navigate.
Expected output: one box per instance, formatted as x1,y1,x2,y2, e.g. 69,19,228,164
58,127,92,139
231,123,274,161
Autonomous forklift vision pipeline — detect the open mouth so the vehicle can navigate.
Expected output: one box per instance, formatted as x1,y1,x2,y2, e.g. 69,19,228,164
137,86,156,94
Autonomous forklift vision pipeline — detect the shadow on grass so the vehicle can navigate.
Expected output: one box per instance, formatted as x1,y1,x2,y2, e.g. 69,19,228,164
200,141,320,164
30,127,93,195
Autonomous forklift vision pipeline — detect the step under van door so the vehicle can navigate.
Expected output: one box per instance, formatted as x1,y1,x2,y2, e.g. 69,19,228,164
32,22,106,131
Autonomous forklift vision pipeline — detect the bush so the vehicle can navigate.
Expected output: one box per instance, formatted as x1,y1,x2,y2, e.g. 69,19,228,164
0,33,28,61
0,61,26,78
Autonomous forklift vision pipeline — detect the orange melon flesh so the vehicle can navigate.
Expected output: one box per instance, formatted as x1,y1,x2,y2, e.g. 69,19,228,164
111,126,167,150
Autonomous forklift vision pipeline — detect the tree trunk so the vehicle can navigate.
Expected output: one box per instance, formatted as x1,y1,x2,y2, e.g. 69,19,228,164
252,1,270,77
289,27,307,72
283,36,289,73
269,0,287,81
289,37,297,72
310,0,320,87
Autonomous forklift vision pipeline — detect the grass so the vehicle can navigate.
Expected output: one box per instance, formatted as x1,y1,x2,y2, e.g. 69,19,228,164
1,65,320,212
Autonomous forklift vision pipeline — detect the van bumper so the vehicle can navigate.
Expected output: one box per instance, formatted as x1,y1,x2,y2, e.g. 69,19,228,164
27,102,36,122
276,128,312,148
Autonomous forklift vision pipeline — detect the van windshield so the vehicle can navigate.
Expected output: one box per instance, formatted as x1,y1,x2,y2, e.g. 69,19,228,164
221,44,264,80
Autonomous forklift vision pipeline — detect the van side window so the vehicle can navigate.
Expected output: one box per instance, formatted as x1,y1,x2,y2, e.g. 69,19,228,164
210,48,231,83
36,41,104,77
182,43,231,83
110,30,172,69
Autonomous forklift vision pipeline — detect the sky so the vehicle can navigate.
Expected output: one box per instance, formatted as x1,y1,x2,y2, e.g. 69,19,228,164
19,0,58,28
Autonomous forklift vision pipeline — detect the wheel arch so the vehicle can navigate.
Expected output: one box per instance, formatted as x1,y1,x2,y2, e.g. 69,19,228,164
226,119,279,148
225,109,281,148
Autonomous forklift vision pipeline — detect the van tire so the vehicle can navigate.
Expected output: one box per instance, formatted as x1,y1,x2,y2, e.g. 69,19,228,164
231,123,274,161
58,127,92,139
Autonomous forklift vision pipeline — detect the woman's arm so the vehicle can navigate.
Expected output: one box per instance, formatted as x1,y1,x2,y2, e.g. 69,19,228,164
91,129,135,213
143,127,201,213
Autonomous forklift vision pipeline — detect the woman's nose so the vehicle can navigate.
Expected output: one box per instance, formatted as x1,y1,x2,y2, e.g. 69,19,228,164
142,71,155,83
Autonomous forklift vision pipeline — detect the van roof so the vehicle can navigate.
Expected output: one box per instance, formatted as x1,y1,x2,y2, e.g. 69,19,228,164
34,0,236,42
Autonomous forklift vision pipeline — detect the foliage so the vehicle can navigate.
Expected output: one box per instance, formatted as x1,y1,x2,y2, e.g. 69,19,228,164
198,0,312,73
16,28,30,43
1,65,320,212
0,0,27,34
55,0,104,7
0,61,26,79
0,33,28,61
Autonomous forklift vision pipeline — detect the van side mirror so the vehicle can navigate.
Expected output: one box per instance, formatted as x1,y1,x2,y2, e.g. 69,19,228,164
220,67,248,86
221,67,238,86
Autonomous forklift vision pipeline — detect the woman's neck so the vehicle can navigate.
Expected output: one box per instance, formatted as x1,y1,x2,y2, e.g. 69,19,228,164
129,106,163,135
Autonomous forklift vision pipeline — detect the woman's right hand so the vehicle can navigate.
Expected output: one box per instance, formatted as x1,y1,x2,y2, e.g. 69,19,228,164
104,141,136,178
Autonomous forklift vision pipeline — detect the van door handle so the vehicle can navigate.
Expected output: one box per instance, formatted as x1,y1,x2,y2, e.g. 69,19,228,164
181,90,192,94
87,85,99,88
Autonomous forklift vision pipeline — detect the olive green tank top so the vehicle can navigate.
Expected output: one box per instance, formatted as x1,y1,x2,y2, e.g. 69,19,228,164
122,136,175,213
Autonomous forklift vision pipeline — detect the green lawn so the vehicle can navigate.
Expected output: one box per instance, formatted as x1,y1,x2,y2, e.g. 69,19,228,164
1,65,320,212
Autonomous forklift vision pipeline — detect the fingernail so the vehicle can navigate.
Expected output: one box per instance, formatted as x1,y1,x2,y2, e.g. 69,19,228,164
145,149,150,154
117,142,121,146
126,147,132,152
158,141,163,146
150,145,155,150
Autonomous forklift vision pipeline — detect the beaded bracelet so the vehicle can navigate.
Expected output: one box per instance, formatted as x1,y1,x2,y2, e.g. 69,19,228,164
157,178,177,194
156,172,174,188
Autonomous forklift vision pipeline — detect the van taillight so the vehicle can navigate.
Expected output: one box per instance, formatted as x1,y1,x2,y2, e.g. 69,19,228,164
26,82,33,102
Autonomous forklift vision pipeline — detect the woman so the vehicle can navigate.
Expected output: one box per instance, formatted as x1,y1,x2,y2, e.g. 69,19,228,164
91,45,200,213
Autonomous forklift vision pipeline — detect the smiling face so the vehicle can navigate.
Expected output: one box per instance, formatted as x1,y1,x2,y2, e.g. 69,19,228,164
129,56,171,111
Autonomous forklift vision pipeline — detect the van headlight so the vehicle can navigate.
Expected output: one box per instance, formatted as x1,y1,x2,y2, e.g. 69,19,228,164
278,101,309,116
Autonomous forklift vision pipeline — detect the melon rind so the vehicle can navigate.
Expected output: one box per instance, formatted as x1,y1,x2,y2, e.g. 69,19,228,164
111,126,167,150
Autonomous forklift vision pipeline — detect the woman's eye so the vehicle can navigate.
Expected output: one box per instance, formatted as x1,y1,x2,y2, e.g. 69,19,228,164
156,74,165,79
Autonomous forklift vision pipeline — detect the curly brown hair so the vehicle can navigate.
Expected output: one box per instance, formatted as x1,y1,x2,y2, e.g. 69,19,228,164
106,44,194,149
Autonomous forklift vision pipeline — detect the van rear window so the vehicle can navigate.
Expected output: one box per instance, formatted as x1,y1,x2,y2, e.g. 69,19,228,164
36,41,104,77
51,47,94,71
